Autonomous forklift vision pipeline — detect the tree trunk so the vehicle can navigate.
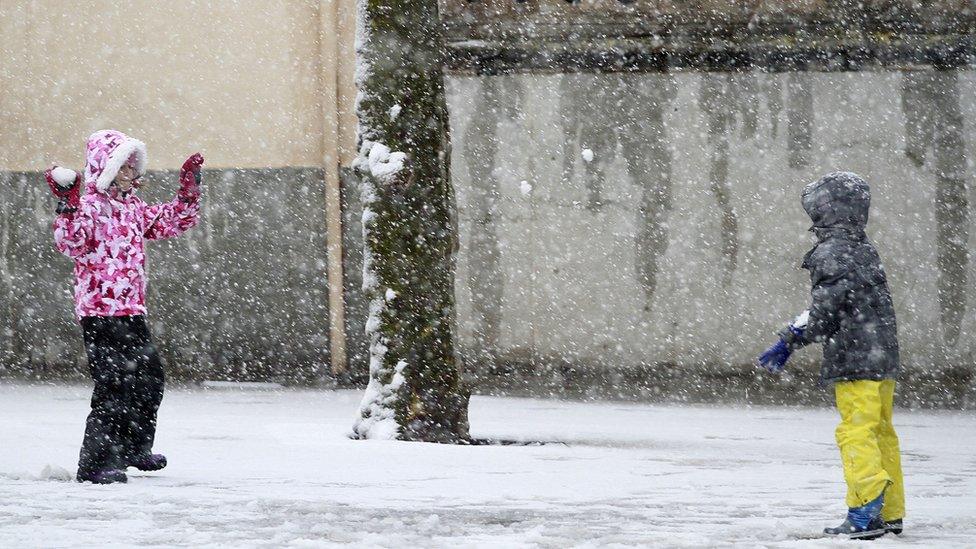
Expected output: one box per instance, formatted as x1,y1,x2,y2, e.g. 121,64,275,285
351,0,470,443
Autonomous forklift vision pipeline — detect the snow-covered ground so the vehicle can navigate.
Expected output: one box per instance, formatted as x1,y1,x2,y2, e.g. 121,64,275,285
1,383,973,548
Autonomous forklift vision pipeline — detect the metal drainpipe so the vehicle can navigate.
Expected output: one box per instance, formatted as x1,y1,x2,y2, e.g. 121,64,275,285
319,0,347,375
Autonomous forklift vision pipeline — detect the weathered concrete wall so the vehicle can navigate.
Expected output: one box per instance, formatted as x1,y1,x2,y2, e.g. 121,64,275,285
443,0,973,22
442,0,976,74
445,69,976,407
0,168,331,382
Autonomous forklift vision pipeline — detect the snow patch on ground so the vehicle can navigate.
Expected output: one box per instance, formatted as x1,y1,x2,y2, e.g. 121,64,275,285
1,383,974,547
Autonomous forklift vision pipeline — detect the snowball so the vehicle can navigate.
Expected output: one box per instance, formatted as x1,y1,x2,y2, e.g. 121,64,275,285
792,310,810,329
519,180,532,195
581,149,594,163
389,104,402,121
385,288,397,301
50,167,77,186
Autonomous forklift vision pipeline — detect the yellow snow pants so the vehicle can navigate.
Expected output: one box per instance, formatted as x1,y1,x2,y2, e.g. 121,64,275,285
834,379,905,521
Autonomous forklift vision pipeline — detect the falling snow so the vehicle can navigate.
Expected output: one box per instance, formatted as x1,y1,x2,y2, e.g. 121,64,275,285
2,1,976,547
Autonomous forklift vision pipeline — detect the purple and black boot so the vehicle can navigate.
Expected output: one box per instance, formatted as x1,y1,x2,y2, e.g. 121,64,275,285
128,453,167,471
76,468,128,484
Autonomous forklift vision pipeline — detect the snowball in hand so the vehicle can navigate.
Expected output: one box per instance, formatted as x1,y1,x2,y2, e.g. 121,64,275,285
50,167,77,187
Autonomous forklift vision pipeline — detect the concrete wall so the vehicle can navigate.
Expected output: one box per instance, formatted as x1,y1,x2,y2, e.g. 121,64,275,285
446,70,976,406
0,168,332,382
442,0,974,27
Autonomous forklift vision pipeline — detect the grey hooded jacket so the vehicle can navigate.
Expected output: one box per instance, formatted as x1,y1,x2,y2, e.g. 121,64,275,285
781,172,900,384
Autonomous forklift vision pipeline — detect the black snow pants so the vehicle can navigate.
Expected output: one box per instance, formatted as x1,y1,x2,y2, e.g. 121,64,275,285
78,316,165,475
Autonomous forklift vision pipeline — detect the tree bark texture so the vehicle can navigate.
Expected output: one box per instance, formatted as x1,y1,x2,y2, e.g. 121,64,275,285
352,0,470,443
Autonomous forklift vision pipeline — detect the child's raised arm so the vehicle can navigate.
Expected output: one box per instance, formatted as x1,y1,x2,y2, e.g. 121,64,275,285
46,166,95,259
143,153,204,240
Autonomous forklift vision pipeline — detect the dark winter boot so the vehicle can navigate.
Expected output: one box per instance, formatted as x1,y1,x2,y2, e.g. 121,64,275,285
884,519,903,535
824,516,887,540
824,493,887,540
128,453,167,471
76,468,128,484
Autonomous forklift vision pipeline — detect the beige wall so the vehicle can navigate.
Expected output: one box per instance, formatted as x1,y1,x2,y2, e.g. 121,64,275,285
0,0,357,171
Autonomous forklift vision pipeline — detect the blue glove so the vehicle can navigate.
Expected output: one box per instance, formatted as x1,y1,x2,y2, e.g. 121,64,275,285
758,314,807,373
758,339,791,373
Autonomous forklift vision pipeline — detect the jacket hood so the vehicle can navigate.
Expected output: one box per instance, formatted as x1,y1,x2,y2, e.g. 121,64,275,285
84,130,147,194
801,171,870,232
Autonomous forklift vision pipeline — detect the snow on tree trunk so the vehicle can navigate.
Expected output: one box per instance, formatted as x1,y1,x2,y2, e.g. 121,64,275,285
351,0,470,443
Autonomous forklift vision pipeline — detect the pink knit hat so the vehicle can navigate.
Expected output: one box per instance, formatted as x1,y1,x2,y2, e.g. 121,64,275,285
84,130,147,192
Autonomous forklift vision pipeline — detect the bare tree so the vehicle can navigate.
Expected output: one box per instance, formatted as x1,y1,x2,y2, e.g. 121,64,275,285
352,0,470,443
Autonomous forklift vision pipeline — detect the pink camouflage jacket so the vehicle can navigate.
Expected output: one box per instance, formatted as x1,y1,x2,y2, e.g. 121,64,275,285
53,130,200,320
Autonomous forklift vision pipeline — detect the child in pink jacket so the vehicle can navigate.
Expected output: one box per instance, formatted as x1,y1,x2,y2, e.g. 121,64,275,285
46,130,203,484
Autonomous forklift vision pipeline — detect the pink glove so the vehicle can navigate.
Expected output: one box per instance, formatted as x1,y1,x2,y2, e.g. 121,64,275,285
178,153,204,202
44,166,81,213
